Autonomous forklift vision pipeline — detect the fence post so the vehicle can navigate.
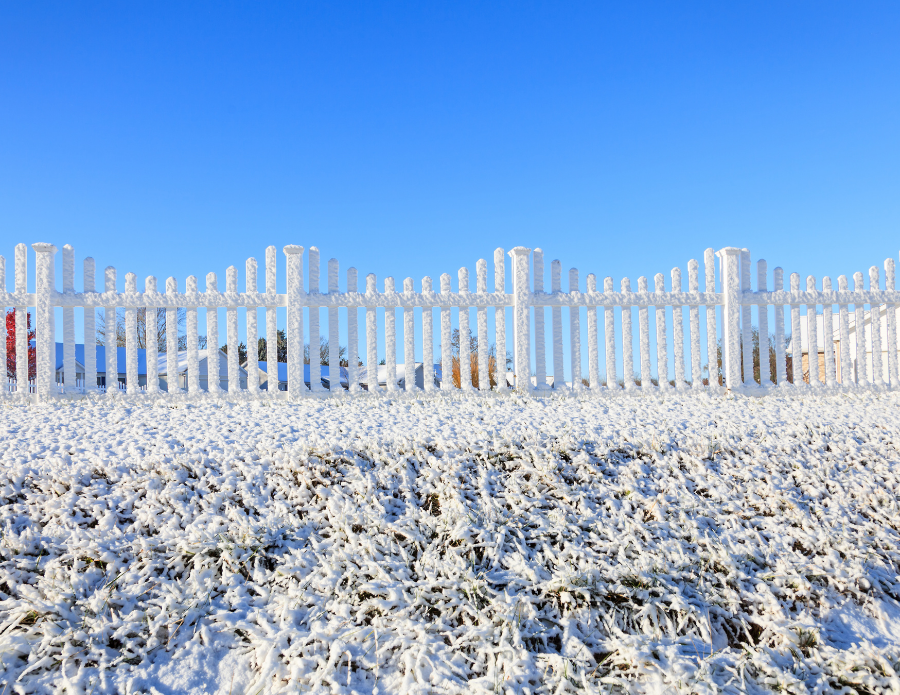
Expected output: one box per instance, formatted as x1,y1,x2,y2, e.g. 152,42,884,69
508,247,532,391
718,247,742,390
284,245,305,400
33,243,58,403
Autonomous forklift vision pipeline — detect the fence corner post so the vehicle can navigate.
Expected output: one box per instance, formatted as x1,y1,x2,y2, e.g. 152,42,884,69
32,242,58,403
508,246,532,392
284,245,305,401
717,247,743,391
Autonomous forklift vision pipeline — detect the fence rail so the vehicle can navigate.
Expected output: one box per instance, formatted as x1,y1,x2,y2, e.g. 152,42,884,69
2,242,899,403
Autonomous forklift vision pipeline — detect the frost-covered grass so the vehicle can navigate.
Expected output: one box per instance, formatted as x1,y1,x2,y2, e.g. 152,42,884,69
1,390,900,694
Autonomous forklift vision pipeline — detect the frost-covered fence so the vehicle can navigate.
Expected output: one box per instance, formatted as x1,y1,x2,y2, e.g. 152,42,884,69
2,242,900,403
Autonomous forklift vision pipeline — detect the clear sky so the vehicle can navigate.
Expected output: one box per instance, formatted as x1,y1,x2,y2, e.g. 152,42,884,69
2,2,899,379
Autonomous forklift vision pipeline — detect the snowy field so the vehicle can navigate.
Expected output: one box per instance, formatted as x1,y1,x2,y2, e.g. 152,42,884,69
1,390,900,694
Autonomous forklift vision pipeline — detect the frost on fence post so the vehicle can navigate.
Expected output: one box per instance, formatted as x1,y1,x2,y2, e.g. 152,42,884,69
637,276,651,389
246,258,259,393
265,246,278,397
166,278,180,393
62,245,76,394
604,277,617,390
186,276,199,394
206,273,220,395
508,247,531,392
837,275,852,386
688,261,701,389
226,266,240,393
703,249,718,387
822,277,836,387
569,268,582,391
853,272,868,387
773,268,787,386
16,244,28,392
717,248,742,390
586,273,600,392
790,273,803,387
493,248,507,392
806,276,820,387
532,249,547,391
476,260,489,391
308,248,322,393
285,245,305,401
422,276,434,392
550,260,564,390
621,278,634,390
671,268,685,389
403,277,416,392
125,272,139,395
886,258,899,389
328,259,341,394
740,250,754,386
458,268,472,390
870,267,883,387
654,273,668,389
105,266,118,398
347,268,359,393
84,260,97,393
757,261,770,385
33,243,57,402
145,276,159,395
440,274,453,390
366,274,379,393
384,277,397,392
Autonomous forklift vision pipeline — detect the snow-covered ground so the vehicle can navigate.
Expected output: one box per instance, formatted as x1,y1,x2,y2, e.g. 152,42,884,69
1,390,899,694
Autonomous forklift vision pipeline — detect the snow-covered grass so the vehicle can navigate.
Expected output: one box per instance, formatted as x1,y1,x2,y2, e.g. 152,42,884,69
1,390,900,694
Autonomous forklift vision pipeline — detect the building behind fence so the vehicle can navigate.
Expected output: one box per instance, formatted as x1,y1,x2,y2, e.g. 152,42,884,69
2,242,899,403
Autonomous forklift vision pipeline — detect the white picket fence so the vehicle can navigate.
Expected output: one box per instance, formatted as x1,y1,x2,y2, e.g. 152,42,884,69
2,242,899,403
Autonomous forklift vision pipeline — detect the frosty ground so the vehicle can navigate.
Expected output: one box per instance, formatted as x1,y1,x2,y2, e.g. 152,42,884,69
1,390,899,694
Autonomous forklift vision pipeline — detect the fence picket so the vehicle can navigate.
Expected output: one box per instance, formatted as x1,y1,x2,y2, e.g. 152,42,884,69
477,260,489,391
533,249,547,391
603,277,617,389
206,273,220,394
688,261,701,388
187,276,199,393
348,268,359,392
887,259,899,388
404,277,416,392
286,246,305,399
265,246,278,396
422,276,434,392
757,261,770,385
853,272,867,386
704,249,718,387
226,266,240,392
622,278,634,390
105,266,117,397
838,275,852,386
790,273,803,386
246,258,259,393
551,260,564,389
16,244,27,389
125,273,138,395
741,249,754,385
385,277,397,392
822,277,836,386
329,259,342,393
773,268,786,385
569,268,582,390
440,274,452,390
806,276,819,386
63,245,76,393
145,276,159,395
654,274,668,389
166,278,179,392
586,273,600,391
309,247,322,393
638,276,651,389
458,268,472,390
493,248,507,392
870,267,883,387
672,268,685,389
366,274,379,392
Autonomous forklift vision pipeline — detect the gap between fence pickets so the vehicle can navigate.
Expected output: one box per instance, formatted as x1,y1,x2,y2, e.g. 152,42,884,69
4,242,900,402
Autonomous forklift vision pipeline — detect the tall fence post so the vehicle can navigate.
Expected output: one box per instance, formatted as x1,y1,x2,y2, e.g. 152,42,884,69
33,243,58,402
284,245,305,400
509,247,532,391
718,247,742,390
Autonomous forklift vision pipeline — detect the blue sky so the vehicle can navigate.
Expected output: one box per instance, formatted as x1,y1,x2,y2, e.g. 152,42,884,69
2,2,899,379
